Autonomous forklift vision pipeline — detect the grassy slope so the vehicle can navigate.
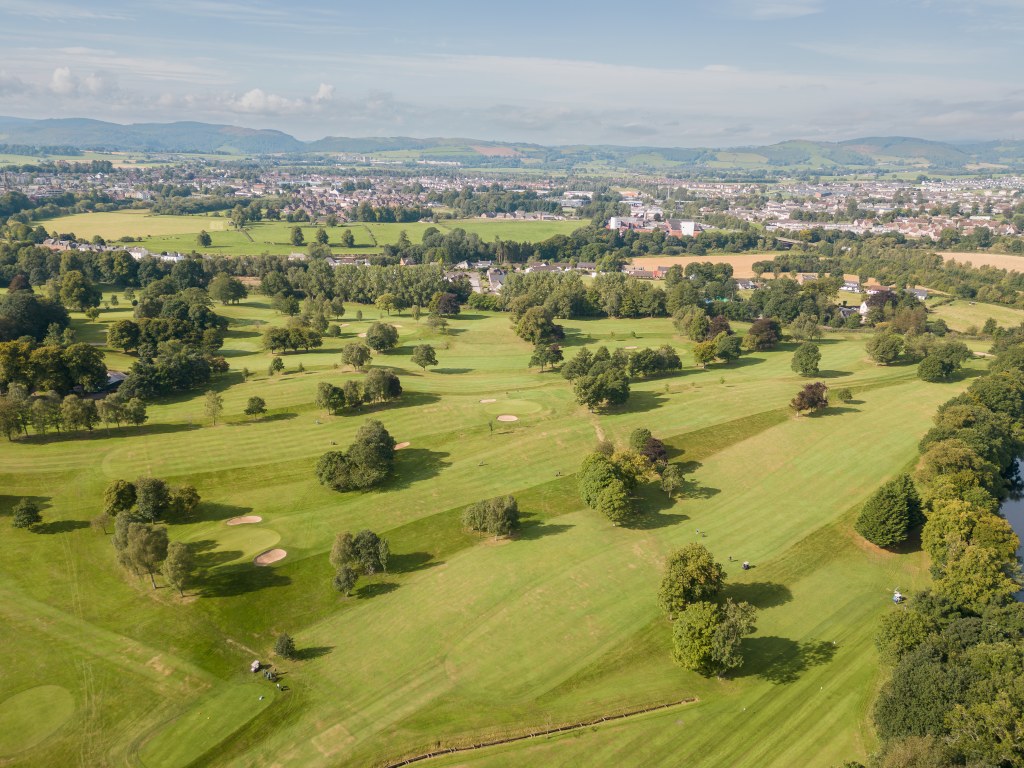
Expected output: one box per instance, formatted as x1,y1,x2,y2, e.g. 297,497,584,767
37,212,582,256
0,297,999,767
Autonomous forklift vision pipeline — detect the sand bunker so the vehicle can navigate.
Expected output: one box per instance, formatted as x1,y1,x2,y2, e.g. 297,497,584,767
254,548,287,566
339,323,350,327
357,332,367,338
496,415,519,422
624,345,638,349
395,441,411,450
391,324,403,328
479,398,497,404
226,516,262,526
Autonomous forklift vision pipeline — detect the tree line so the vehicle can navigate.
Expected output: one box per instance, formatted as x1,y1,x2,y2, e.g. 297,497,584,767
848,339,1024,767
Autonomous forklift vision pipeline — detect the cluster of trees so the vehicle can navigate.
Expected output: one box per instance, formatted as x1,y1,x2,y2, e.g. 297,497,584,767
0,337,107,393
658,543,758,677
261,323,323,354
559,345,682,409
259,262,469,310
462,495,520,537
0,386,148,441
330,529,390,596
101,476,201,525
109,515,195,595
315,420,397,492
106,286,230,401
314,370,402,414
577,429,684,523
858,344,1024,767
119,340,226,400
562,347,630,410
0,287,70,342
346,202,431,223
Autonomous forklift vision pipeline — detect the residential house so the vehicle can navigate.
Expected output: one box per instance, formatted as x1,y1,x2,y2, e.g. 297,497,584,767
487,268,506,293
667,220,697,238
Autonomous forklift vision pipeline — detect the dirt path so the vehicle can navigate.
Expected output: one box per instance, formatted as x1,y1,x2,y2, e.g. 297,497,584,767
379,697,697,767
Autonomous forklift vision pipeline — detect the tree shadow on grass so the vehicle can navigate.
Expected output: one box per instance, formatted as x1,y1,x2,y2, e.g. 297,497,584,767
35,519,90,534
225,413,298,426
198,562,291,598
0,494,49,516
184,503,254,525
190,539,245,570
818,405,861,417
433,368,473,375
362,391,442,414
720,356,765,369
738,637,838,684
622,509,689,530
293,645,333,661
387,448,451,489
558,328,595,349
355,582,399,599
619,390,668,414
722,581,793,609
387,551,441,574
18,422,198,444
517,514,573,540
817,370,853,379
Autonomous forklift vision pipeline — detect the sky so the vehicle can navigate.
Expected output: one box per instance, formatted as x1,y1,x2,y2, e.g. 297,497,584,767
0,0,1022,147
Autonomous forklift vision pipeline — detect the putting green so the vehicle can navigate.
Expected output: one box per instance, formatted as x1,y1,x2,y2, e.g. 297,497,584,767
0,685,75,756
138,683,274,768
185,526,281,565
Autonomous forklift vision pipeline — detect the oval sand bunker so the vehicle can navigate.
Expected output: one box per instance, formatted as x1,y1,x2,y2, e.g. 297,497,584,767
395,441,411,450
226,515,262,526
254,548,287,566
479,398,497,404
496,414,519,422
357,332,367,338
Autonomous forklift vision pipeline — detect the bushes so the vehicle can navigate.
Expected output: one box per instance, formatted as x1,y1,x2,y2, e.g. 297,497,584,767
316,419,396,492
330,529,390,595
577,453,638,524
790,381,828,414
365,322,399,352
791,342,821,376
657,543,725,616
462,496,520,537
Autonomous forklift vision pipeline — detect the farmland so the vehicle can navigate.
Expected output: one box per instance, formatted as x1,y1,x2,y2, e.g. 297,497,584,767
0,287,998,767
38,211,584,256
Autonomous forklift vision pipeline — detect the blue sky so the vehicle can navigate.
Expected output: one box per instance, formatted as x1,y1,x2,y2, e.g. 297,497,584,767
0,0,1022,146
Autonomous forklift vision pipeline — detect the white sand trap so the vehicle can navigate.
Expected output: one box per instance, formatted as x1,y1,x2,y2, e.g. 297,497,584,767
395,441,411,450
254,548,287,566
624,345,638,349
226,515,262,526
496,414,519,422
357,332,367,338
479,398,497,403
391,324,403,328
339,323,350,327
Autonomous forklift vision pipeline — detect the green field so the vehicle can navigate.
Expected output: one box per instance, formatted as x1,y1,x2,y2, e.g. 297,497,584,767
0,295,1004,766
39,211,583,256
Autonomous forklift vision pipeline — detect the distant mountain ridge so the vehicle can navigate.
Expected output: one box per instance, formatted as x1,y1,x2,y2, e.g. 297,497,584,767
1,116,1023,170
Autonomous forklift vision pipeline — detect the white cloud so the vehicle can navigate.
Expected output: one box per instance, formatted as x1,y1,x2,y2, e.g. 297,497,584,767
49,66,77,96
226,83,336,115
313,83,334,103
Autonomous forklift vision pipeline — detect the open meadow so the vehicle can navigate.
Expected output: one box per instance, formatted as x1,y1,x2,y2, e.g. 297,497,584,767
39,211,583,257
0,293,1007,767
